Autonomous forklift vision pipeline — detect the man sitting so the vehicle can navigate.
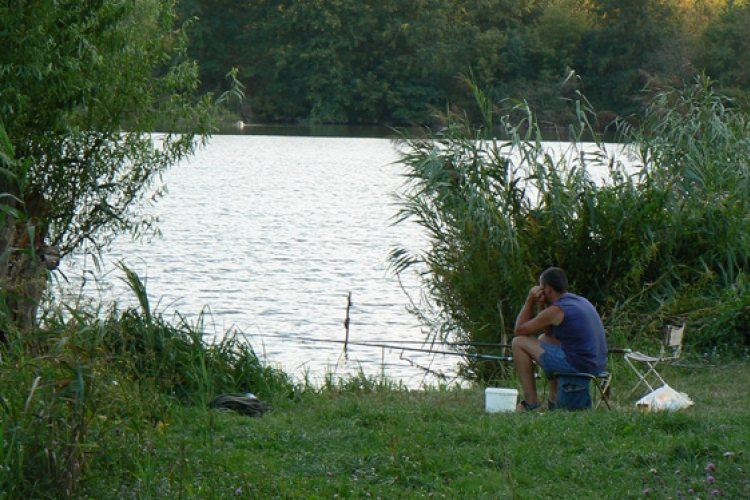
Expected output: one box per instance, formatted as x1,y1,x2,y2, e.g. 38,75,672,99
512,267,608,412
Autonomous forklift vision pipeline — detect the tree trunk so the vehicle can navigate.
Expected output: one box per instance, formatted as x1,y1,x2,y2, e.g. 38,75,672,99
0,190,59,348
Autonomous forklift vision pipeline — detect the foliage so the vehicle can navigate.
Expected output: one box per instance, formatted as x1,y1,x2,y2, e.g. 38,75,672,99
219,0,476,124
623,77,750,289
177,0,750,126
699,0,750,90
654,274,750,354
0,264,294,499
1,266,748,498
0,0,226,258
575,0,680,115
97,263,295,404
183,0,559,125
391,77,750,380
0,0,240,334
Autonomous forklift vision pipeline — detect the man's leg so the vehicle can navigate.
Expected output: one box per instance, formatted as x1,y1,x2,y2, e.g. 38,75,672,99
539,334,560,404
511,335,546,406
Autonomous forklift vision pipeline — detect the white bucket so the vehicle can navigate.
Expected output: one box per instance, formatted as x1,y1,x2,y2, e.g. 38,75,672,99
485,388,519,413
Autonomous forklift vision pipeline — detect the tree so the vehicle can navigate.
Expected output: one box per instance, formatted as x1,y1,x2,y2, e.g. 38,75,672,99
234,0,478,124
700,1,750,91
0,0,231,340
576,0,678,115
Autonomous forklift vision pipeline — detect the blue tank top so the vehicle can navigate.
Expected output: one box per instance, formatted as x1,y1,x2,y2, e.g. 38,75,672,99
550,293,608,374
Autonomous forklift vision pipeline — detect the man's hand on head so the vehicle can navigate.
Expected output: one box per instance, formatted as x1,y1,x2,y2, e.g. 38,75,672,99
528,286,544,304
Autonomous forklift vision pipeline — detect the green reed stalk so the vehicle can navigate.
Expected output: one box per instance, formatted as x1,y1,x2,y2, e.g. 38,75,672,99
392,75,750,380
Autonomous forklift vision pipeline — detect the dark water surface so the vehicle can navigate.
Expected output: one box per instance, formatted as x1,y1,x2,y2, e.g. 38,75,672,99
226,122,398,138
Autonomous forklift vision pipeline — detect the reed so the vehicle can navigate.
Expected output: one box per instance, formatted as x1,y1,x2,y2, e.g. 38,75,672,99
392,76,750,380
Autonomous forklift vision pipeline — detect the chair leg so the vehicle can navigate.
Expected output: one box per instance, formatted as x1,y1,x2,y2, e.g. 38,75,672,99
625,357,657,397
594,376,612,409
649,362,670,388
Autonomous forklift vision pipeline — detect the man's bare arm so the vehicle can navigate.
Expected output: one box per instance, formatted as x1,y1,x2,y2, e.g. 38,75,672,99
514,286,564,336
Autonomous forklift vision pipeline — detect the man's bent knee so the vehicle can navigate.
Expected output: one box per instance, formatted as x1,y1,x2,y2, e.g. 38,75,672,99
539,333,560,346
512,335,545,359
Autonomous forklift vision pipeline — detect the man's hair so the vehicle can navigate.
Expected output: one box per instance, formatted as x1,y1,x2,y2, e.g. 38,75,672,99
540,267,568,293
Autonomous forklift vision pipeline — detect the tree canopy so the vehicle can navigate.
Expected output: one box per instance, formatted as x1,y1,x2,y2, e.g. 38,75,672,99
180,0,750,126
0,0,230,335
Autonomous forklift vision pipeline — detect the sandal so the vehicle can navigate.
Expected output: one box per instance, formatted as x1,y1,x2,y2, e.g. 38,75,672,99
516,400,542,412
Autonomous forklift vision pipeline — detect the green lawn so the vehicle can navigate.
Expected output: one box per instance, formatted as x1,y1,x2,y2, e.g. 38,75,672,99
86,360,750,499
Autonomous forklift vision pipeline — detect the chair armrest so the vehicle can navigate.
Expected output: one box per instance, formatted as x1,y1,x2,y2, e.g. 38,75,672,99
608,348,632,354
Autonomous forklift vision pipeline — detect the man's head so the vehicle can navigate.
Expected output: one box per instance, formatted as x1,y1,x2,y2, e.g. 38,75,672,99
539,267,569,294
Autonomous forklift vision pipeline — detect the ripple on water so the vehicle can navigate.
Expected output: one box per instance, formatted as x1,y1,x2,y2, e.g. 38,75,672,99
60,135,457,388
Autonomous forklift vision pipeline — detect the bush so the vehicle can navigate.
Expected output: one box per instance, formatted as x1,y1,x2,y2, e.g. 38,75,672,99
0,263,295,499
391,77,750,380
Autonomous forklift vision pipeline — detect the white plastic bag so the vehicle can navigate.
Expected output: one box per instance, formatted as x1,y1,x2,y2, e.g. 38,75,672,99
636,384,694,412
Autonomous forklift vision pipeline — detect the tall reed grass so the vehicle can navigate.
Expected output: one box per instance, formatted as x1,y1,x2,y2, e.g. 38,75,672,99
391,76,750,380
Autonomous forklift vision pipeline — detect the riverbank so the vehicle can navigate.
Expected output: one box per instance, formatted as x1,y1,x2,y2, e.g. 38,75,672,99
19,356,749,499
101,361,750,499
2,268,748,498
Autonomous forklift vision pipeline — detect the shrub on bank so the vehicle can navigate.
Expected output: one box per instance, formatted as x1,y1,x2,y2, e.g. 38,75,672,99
391,77,750,380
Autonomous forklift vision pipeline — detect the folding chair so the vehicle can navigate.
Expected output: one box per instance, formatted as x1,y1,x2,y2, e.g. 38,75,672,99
624,323,686,397
549,371,612,410
547,344,634,410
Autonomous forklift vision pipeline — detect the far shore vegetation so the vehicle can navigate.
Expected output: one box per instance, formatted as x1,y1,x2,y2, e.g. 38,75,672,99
180,0,750,128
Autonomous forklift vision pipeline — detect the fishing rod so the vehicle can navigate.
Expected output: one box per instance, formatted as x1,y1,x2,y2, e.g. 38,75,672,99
244,332,511,350
349,340,512,349
243,332,627,356
288,336,513,362
250,334,502,352
351,340,630,356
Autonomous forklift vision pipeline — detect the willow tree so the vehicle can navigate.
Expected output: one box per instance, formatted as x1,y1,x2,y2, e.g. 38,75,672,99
0,0,232,341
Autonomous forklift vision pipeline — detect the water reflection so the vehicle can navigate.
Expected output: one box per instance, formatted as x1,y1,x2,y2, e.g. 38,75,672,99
224,122,399,138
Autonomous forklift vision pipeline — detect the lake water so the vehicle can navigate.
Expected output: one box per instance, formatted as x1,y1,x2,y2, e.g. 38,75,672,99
59,134,460,388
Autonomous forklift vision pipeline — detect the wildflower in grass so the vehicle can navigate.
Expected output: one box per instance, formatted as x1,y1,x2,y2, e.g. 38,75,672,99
706,462,715,471
711,489,720,496
643,487,651,496
707,475,715,484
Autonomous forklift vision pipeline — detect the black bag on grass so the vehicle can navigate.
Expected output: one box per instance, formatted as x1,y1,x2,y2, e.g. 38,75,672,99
209,393,269,417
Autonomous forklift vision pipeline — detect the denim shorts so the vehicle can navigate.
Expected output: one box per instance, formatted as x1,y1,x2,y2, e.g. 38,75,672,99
540,342,578,376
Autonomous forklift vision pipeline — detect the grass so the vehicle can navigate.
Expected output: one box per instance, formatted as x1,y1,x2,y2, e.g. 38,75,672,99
2,271,748,499
1,291,747,499
79,358,749,499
